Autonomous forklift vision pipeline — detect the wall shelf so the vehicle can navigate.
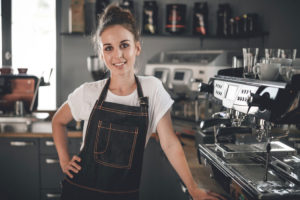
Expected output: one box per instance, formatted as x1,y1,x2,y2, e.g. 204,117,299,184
141,31,269,39
61,31,268,39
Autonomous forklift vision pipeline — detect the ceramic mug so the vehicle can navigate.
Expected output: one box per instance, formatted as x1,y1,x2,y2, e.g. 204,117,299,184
269,58,293,66
286,68,300,82
253,63,281,81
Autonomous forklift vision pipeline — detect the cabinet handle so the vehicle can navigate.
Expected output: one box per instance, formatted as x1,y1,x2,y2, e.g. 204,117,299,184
45,158,59,164
46,193,60,198
10,141,34,146
45,140,55,146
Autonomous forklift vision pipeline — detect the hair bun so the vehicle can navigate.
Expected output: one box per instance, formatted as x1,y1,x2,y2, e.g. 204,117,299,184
92,3,140,52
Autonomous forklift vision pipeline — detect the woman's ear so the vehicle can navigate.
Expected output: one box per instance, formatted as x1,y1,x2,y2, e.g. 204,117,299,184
135,41,141,56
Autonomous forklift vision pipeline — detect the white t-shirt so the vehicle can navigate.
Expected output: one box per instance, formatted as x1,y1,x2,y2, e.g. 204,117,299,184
67,75,174,148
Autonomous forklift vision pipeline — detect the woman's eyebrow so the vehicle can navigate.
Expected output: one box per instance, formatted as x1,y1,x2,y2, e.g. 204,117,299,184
103,40,130,46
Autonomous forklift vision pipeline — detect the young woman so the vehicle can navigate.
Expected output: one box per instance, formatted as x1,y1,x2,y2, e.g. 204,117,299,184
52,4,225,200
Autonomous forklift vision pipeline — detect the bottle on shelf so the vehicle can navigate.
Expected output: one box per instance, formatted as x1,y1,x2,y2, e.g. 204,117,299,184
84,0,96,35
165,4,186,34
69,0,85,33
142,1,158,35
193,2,208,36
217,3,232,37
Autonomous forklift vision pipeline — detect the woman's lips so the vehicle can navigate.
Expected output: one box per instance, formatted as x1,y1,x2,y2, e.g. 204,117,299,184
113,61,127,68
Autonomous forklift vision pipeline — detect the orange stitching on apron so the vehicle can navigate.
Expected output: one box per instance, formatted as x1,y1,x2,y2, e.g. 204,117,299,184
128,128,139,168
94,121,101,154
100,106,148,116
98,126,136,134
94,121,111,154
100,99,104,109
94,161,131,169
65,178,139,194
94,126,139,169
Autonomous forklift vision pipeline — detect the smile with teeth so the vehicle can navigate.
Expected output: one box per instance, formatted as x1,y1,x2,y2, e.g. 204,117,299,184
113,61,127,67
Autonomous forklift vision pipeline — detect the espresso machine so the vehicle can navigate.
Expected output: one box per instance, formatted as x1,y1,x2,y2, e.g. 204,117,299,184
197,73,300,199
0,74,40,132
144,50,240,136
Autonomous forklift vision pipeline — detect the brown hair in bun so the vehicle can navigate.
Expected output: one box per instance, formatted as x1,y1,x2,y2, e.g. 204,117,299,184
93,3,140,51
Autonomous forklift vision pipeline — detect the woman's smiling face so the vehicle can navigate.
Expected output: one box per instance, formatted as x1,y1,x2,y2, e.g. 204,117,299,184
99,25,141,76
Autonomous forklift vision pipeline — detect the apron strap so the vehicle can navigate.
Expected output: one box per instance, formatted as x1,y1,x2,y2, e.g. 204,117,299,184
134,76,149,108
97,75,148,107
97,78,111,106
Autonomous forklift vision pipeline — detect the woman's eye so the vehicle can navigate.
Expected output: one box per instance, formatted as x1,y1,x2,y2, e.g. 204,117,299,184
104,46,112,51
120,43,129,49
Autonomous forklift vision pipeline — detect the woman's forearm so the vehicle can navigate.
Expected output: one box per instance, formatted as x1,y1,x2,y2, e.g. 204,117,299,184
52,121,71,167
161,138,198,192
52,103,74,167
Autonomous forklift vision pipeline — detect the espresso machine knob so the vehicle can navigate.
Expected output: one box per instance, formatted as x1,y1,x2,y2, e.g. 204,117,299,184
198,81,213,94
248,92,273,111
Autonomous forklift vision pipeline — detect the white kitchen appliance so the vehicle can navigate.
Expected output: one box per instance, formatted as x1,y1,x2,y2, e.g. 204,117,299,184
144,50,240,96
144,50,239,126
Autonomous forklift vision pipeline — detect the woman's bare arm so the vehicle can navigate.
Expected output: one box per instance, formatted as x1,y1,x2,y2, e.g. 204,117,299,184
52,102,81,178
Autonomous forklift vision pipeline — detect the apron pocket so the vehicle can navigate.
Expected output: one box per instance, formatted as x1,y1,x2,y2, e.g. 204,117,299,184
94,120,139,169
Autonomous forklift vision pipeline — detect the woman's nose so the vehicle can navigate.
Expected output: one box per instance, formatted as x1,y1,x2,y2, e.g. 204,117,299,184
113,48,123,58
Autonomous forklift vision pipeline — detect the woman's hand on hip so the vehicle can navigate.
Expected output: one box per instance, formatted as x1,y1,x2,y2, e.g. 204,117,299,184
61,155,82,178
189,188,227,200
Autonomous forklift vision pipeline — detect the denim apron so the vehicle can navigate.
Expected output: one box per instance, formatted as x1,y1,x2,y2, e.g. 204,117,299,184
61,76,149,200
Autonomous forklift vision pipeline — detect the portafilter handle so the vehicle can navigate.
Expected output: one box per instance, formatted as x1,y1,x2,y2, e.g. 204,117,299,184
200,118,231,130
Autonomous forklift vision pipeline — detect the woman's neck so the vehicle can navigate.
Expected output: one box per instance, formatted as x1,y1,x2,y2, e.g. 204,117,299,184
109,73,136,96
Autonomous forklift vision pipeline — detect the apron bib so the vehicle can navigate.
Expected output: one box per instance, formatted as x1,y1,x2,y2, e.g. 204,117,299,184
61,76,149,200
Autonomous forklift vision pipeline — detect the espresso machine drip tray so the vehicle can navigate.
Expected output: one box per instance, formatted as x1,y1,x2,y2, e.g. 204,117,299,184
215,141,296,159
199,144,300,199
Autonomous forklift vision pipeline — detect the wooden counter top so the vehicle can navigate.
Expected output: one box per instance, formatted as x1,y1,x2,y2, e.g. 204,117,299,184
0,131,82,138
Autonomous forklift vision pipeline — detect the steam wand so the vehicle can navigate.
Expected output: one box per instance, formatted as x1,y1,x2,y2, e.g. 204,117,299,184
247,93,273,181
262,120,272,182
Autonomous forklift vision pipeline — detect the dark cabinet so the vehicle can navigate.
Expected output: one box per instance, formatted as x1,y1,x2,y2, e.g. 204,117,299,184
40,155,64,189
40,190,61,200
39,137,82,199
0,138,39,200
0,136,82,200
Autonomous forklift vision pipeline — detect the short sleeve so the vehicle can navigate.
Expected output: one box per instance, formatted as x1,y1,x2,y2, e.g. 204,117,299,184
151,79,174,133
67,83,86,121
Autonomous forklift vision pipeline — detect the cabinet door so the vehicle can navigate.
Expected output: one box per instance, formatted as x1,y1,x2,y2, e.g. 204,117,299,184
0,138,39,200
39,137,82,190
40,137,82,155
40,155,64,189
